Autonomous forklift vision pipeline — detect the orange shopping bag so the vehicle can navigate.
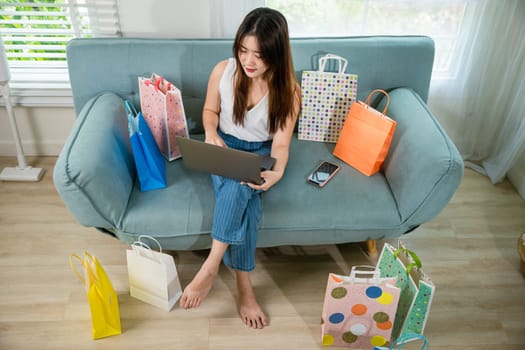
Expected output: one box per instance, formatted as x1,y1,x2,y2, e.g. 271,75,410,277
333,90,396,176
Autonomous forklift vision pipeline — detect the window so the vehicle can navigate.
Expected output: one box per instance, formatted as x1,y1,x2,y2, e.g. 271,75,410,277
0,0,120,105
267,0,468,76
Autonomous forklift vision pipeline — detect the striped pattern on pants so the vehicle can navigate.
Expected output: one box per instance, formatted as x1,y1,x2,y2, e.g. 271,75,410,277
211,130,271,272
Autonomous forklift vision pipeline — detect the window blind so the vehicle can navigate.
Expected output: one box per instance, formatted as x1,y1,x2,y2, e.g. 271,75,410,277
0,0,121,92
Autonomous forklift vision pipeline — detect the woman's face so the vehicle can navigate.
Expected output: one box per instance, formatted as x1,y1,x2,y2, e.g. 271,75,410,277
238,35,268,79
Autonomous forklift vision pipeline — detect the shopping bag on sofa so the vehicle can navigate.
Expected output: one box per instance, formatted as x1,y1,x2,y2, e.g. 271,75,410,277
125,100,167,192
126,235,182,311
299,54,358,143
321,266,400,348
138,73,189,161
333,89,396,176
377,242,435,342
70,252,122,339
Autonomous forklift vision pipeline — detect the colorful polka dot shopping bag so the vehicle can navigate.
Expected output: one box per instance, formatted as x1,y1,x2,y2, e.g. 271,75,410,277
138,73,189,161
377,242,435,342
298,54,358,143
321,266,400,348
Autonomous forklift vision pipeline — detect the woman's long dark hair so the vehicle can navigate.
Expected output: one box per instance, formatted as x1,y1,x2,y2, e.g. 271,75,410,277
232,7,299,134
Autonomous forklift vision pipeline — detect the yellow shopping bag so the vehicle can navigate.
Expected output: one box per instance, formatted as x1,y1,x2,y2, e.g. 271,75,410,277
70,252,122,339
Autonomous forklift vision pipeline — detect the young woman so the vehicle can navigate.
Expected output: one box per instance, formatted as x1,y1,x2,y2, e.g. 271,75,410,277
179,7,301,329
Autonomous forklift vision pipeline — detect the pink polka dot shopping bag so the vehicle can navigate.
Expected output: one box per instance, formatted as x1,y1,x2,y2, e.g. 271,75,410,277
298,54,358,143
138,73,189,161
321,265,400,348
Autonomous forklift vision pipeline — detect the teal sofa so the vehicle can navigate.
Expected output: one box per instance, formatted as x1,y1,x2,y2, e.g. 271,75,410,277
53,36,463,255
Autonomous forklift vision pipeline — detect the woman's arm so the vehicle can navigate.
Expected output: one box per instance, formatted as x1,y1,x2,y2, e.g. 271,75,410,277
247,83,301,191
202,60,228,147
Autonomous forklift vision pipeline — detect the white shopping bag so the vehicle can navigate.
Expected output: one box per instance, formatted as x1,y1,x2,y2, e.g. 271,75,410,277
126,235,182,311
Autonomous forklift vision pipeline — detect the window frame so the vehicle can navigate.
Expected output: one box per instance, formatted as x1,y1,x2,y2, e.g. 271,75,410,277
0,0,121,106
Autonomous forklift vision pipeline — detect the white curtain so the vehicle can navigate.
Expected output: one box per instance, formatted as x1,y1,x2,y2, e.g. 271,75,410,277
210,0,264,38
428,0,525,184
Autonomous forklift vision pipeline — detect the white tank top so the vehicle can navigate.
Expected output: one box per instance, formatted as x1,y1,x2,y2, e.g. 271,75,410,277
219,58,271,142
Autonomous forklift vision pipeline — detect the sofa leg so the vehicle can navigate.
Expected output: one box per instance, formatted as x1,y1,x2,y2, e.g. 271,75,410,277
366,239,378,258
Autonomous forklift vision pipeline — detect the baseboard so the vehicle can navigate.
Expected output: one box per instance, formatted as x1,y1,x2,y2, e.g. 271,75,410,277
0,140,63,157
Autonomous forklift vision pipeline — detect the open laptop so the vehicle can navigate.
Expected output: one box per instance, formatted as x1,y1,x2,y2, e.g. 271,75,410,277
176,136,275,185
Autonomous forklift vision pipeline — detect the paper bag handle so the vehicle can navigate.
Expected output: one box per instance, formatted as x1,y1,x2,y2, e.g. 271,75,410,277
348,265,381,283
124,100,141,136
124,100,138,117
135,235,163,252
69,252,98,290
319,54,348,74
69,253,85,283
152,73,172,94
394,247,422,274
131,241,153,250
365,89,390,115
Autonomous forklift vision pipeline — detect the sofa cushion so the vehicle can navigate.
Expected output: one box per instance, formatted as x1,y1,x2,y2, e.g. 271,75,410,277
378,88,464,223
54,92,134,229
119,135,401,249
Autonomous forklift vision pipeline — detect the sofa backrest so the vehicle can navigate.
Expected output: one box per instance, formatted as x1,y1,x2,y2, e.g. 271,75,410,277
66,36,434,134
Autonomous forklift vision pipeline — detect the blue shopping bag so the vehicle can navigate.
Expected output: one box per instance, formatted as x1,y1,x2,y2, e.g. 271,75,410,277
125,100,167,191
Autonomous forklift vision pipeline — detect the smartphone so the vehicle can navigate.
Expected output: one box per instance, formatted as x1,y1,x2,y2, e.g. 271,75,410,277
307,161,340,188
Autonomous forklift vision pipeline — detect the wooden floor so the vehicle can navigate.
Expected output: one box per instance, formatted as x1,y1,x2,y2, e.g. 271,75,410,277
1,156,524,350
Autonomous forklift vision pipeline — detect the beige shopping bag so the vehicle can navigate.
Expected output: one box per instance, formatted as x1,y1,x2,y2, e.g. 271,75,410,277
126,235,182,311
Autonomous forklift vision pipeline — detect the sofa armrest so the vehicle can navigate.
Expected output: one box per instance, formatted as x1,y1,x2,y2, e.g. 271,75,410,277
378,88,464,227
53,92,135,229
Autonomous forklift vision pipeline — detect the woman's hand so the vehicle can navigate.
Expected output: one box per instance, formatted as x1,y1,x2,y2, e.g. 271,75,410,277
205,132,227,148
244,170,283,191
245,82,300,192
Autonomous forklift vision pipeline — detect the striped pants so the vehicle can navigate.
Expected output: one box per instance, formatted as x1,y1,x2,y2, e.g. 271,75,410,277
211,130,272,272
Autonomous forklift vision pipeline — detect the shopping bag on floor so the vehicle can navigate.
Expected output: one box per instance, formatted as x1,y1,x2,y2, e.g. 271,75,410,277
390,333,429,349
125,100,167,192
70,252,121,339
321,266,400,348
374,333,429,350
333,89,396,176
299,54,358,143
377,242,435,341
138,73,189,161
126,235,182,311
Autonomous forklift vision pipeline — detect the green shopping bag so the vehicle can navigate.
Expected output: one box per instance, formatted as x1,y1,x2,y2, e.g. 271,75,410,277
377,242,435,341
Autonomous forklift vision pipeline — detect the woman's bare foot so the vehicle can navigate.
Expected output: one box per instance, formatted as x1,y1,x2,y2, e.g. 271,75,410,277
236,271,268,329
180,261,218,309
180,240,229,309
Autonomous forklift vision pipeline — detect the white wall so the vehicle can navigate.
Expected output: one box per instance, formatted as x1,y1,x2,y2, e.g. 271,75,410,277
117,0,262,38
0,106,75,156
118,0,211,38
